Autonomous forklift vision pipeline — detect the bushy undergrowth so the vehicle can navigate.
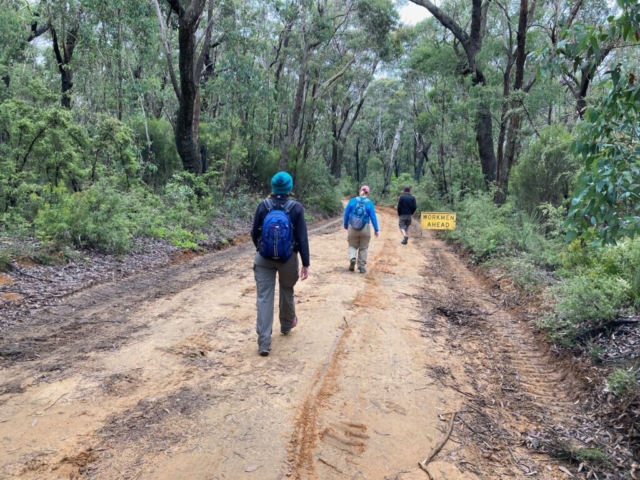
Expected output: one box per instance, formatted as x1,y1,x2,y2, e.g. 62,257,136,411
445,192,561,267
0,95,343,258
442,192,640,349
2,172,259,254
607,366,640,398
3,168,342,255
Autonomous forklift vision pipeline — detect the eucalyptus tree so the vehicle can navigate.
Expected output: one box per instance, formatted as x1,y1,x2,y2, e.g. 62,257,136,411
21,1,83,109
561,0,640,244
325,0,399,178
490,0,538,203
272,0,398,173
408,0,496,188
1,1,32,90
152,0,218,174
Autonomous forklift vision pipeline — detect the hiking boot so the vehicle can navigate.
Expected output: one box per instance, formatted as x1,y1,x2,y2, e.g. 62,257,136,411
281,315,298,335
401,236,408,245
349,258,356,271
358,265,366,274
259,349,270,357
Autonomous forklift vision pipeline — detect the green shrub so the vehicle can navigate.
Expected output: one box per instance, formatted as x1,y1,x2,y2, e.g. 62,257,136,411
0,250,11,272
338,176,358,197
148,226,205,250
35,184,135,253
573,448,608,465
295,160,342,215
544,274,630,343
445,192,546,261
135,118,182,188
489,257,551,291
601,239,640,304
389,172,414,197
510,124,578,215
606,367,640,398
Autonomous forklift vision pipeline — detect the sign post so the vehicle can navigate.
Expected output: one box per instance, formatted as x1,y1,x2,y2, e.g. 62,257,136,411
421,212,457,230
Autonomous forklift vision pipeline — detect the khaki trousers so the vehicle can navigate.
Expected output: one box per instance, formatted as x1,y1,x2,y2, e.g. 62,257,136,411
347,225,371,267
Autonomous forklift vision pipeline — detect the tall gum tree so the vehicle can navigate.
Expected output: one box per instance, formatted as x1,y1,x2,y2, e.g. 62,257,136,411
153,0,216,174
25,2,81,109
409,0,496,188
493,0,537,204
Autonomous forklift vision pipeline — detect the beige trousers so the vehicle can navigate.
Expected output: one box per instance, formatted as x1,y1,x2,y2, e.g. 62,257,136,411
347,225,371,267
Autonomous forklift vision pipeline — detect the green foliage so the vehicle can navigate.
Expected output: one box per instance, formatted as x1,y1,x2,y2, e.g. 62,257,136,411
561,238,640,304
389,173,414,197
338,176,358,197
573,448,608,465
558,3,640,244
0,99,87,213
606,367,640,398
0,249,11,272
247,148,281,191
356,0,400,60
537,203,567,239
34,184,136,253
92,117,140,185
147,226,205,250
511,125,578,215
543,274,630,344
549,441,610,466
135,118,182,188
446,192,549,262
295,161,342,215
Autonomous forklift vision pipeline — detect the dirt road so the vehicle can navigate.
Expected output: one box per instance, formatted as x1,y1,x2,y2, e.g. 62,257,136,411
0,207,577,479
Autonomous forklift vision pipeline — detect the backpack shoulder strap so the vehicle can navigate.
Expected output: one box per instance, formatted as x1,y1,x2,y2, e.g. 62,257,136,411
283,199,296,214
264,198,274,212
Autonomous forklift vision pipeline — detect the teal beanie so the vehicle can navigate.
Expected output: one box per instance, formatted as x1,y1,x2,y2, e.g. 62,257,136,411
271,171,293,195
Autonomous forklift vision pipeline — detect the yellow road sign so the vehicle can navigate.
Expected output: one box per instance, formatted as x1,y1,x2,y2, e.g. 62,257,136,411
421,212,457,230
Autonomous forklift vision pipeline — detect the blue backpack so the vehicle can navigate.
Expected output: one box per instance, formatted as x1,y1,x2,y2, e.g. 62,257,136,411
349,197,369,230
259,199,296,262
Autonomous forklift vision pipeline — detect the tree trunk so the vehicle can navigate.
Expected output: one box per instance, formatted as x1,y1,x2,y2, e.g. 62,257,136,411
383,120,404,194
175,16,202,174
414,135,431,182
473,72,496,187
155,0,214,174
496,0,532,204
280,64,307,171
410,0,496,188
355,138,360,183
51,25,78,109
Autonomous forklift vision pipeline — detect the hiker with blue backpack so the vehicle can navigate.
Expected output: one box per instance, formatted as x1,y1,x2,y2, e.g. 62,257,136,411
251,172,310,357
344,185,379,274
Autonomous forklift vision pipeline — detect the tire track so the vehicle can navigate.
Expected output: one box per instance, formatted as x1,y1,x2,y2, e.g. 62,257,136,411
416,233,581,477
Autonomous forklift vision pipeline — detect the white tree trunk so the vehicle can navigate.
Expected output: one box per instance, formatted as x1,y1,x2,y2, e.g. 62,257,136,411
384,119,404,193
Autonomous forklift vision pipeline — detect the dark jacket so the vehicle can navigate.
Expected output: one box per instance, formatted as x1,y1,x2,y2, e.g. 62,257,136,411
251,195,310,267
397,193,417,216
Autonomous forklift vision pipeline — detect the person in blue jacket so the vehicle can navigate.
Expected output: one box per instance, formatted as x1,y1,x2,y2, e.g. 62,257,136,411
343,185,379,274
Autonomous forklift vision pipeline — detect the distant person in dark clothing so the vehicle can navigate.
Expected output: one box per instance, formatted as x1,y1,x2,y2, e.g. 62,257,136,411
251,172,309,357
397,186,417,244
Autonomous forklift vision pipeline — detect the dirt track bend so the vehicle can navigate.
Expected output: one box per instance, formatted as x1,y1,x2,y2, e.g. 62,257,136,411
0,207,576,479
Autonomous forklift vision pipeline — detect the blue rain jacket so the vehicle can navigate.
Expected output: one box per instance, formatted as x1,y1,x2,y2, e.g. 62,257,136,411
343,196,379,232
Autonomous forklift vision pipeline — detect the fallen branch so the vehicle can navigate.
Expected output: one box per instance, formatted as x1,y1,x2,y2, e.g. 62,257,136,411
43,393,68,411
419,412,457,478
318,456,345,475
7,262,55,282
575,318,640,342
442,382,474,398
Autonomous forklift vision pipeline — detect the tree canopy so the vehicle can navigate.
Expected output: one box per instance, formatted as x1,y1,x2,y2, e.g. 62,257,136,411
0,0,638,248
